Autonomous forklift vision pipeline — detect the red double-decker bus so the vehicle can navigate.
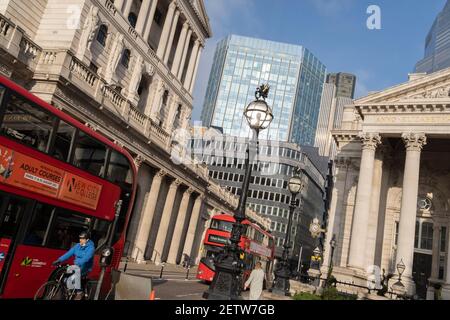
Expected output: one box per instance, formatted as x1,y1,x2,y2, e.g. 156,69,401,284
196,213,275,284
0,76,137,298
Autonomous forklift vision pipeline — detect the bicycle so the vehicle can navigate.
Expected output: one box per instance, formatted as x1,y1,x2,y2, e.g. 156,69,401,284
34,264,95,300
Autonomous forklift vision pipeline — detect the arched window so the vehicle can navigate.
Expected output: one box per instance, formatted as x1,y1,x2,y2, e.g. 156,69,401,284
96,25,108,46
120,49,131,68
128,12,138,28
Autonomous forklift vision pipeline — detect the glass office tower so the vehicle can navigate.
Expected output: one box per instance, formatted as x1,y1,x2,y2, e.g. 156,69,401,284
201,35,326,146
415,0,450,74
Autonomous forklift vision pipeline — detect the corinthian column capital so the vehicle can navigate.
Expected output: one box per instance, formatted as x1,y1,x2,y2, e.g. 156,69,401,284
359,132,382,151
402,133,427,151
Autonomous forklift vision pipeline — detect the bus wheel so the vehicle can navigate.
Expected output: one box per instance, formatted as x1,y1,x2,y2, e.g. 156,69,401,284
34,281,64,300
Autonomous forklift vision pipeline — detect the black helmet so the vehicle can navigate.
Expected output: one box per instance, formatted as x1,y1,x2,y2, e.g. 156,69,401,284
79,231,90,239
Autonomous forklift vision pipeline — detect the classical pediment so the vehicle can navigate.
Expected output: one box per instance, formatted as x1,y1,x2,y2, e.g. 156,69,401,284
189,0,211,36
355,67,450,105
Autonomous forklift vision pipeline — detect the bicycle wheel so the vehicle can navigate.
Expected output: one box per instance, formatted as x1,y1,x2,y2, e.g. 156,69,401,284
34,281,65,300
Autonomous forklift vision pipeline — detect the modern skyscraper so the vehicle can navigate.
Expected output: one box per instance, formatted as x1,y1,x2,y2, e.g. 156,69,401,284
201,35,326,146
415,0,450,74
326,72,356,99
314,73,356,158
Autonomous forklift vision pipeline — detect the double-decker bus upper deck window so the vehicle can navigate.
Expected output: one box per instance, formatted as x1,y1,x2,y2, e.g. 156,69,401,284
210,219,233,232
51,120,76,162
1,94,55,153
107,150,132,185
73,131,107,177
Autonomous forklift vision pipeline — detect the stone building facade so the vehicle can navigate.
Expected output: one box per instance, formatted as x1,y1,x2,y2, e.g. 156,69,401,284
0,0,253,266
322,69,450,300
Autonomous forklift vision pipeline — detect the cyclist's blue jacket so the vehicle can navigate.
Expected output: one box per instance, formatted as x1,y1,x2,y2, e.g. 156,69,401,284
57,240,95,275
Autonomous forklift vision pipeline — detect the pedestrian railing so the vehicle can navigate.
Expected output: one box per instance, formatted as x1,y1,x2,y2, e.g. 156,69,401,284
293,272,412,300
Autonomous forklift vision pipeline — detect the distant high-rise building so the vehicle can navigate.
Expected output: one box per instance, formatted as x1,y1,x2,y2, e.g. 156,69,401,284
190,127,327,262
314,73,356,158
326,72,356,99
201,35,326,146
415,0,450,74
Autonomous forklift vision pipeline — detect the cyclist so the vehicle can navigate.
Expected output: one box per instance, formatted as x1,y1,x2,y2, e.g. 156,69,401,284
52,231,95,300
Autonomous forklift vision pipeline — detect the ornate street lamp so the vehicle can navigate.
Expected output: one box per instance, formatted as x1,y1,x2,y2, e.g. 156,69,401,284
272,167,304,296
324,235,336,288
203,85,273,300
392,259,406,298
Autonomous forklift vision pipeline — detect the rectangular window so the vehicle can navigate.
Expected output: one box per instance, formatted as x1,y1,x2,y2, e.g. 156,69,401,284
72,130,107,177
395,221,399,246
1,94,55,153
23,203,55,247
107,150,132,185
51,120,76,162
440,227,447,253
414,221,419,248
421,222,433,250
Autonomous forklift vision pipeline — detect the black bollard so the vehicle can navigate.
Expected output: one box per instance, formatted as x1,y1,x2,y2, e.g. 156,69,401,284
185,266,190,281
159,263,165,279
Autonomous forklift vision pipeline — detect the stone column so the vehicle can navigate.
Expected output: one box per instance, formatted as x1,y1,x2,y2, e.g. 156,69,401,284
132,170,166,263
135,0,152,34
365,151,384,267
427,223,441,299
189,45,203,93
322,158,349,270
166,188,194,264
171,22,189,76
194,218,210,265
163,10,180,64
441,226,450,299
115,0,125,11
396,133,427,295
143,0,159,41
183,39,200,90
182,194,204,258
123,0,133,18
431,224,441,280
153,179,181,264
156,1,177,60
348,133,381,270
177,29,192,79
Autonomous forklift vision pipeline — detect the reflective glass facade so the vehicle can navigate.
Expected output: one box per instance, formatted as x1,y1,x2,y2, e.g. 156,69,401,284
415,1,450,74
201,35,326,145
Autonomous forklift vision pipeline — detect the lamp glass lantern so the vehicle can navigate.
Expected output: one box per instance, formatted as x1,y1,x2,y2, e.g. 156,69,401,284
397,259,406,279
244,99,274,131
288,175,304,195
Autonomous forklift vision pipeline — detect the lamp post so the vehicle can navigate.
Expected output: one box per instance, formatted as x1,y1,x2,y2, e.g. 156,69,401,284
325,235,336,288
203,85,273,300
272,168,304,296
392,259,406,299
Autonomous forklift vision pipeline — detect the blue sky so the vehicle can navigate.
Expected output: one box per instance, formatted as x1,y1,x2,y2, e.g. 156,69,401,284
191,0,447,121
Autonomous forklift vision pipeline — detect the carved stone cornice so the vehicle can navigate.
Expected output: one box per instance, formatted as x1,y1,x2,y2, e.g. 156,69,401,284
334,157,351,169
184,187,194,195
133,154,145,168
170,179,182,189
155,169,167,179
402,133,427,152
359,132,382,151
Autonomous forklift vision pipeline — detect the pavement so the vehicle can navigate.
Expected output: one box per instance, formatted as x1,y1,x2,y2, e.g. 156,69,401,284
116,261,292,300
